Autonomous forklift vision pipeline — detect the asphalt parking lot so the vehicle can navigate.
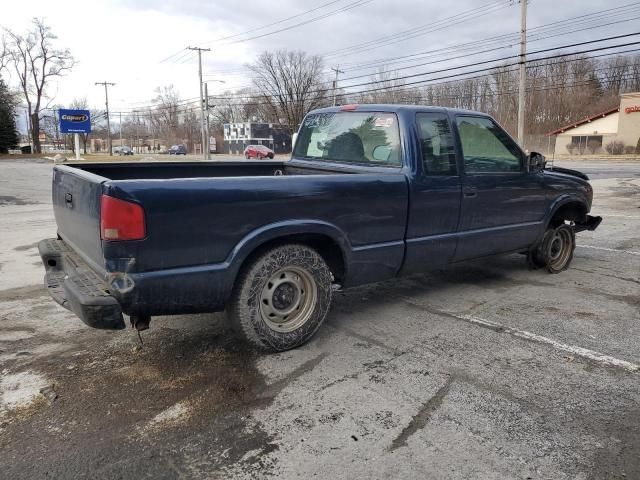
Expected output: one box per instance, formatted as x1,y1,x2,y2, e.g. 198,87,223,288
0,158,638,479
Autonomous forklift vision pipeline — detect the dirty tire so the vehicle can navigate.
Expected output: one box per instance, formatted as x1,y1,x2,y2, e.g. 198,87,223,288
533,224,575,273
228,244,332,352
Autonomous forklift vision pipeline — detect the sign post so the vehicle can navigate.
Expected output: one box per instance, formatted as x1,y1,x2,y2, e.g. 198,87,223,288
58,109,91,160
74,134,81,160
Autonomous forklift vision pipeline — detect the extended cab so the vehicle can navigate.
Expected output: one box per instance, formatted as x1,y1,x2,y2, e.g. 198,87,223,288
39,105,601,351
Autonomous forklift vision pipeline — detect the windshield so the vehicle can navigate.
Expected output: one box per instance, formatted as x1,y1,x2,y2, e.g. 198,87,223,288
293,112,401,167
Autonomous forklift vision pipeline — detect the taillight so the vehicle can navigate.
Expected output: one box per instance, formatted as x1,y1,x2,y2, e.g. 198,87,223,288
100,195,146,241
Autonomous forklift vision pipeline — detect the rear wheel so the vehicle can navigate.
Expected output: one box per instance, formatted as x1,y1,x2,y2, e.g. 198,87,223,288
228,244,332,351
529,224,575,273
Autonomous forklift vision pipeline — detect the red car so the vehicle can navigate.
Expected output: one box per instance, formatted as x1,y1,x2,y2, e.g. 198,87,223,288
244,144,274,159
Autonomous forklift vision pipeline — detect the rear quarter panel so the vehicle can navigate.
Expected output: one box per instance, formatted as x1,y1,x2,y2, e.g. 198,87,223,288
104,173,409,287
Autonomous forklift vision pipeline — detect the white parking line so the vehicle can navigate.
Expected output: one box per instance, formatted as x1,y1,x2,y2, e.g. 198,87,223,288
599,214,640,219
577,245,640,256
457,314,640,373
397,295,640,374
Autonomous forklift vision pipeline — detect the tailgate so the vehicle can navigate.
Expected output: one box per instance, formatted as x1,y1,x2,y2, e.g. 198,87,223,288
52,166,106,272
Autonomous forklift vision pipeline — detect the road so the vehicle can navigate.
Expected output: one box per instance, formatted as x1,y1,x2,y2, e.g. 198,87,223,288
0,158,638,479
552,159,640,179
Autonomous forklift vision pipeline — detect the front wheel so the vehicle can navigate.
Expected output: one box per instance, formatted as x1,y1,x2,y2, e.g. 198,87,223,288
228,244,332,351
529,224,575,273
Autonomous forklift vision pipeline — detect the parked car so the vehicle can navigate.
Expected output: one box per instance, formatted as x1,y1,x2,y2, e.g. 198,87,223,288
169,144,187,155
244,144,274,159
38,104,601,352
118,146,133,156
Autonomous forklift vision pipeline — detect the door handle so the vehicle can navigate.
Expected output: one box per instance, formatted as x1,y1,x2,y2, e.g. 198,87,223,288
463,187,477,198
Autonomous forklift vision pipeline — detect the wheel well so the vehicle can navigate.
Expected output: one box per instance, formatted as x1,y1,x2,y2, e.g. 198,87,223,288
237,234,346,284
550,201,587,226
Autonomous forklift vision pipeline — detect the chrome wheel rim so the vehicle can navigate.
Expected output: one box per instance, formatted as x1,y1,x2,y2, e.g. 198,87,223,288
548,228,572,269
260,266,317,332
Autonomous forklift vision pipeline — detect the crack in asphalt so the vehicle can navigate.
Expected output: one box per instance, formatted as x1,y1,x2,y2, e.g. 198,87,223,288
388,376,453,451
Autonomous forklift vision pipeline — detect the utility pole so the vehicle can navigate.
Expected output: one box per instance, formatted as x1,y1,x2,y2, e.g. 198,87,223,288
517,0,527,147
203,80,225,160
95,81,116,155
330,66,345,107
187,46,210,159
119,111,123,148
204,82,210,160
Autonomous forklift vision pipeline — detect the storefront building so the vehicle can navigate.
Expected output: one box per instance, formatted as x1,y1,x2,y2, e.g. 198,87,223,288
550,92,640,155
223,122,292,155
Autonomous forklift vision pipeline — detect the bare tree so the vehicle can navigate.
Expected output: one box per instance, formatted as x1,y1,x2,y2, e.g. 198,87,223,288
0,34,9,71
210,87,276,129
149,85,181,146
2,18,74,153
248,50,328,133
356,69,410,104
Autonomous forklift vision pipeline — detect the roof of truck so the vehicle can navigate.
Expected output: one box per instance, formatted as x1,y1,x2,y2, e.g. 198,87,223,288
308,104,491,116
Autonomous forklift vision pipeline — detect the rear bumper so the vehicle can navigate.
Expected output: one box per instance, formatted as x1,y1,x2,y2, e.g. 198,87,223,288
38,238,126,329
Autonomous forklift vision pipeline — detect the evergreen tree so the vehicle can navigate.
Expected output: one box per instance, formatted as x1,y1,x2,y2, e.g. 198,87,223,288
0,78,19,154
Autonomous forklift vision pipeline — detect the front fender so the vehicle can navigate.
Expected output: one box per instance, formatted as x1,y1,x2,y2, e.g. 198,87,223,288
544,194,590,225
536,194,590,244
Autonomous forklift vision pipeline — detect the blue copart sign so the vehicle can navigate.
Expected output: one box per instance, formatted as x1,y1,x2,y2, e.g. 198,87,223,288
59,109,91,133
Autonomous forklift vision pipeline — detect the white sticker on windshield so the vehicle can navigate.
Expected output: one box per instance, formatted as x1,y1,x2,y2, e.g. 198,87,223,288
374,117,394,128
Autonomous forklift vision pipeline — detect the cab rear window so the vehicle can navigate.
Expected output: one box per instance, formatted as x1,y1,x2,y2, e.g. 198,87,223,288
293,112,401,167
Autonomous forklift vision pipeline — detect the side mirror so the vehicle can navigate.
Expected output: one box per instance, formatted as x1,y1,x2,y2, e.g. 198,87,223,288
528,152,546,173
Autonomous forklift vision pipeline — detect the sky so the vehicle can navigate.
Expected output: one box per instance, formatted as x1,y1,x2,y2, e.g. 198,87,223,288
1,0,638,117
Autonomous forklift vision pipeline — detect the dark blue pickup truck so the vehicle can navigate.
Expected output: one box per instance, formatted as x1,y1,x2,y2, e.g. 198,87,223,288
39,104,601,351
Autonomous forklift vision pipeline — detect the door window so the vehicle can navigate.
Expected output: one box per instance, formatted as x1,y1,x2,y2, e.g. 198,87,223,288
456,116,522,173
416,113,457,176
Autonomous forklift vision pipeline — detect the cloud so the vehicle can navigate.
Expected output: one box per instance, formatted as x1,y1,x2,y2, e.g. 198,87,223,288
1,0,633,111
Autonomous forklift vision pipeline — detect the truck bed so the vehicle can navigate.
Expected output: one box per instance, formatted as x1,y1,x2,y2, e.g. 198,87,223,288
51,160,409,316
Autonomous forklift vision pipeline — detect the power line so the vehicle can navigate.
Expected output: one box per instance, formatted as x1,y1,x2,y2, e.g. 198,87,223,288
202,14,640,95
111,47,640,113
334,5,640,72
217,0,375,46
205,2,640,90
159,0,351,63
202,0,348,44
200,34,640,103
321,1,513,59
